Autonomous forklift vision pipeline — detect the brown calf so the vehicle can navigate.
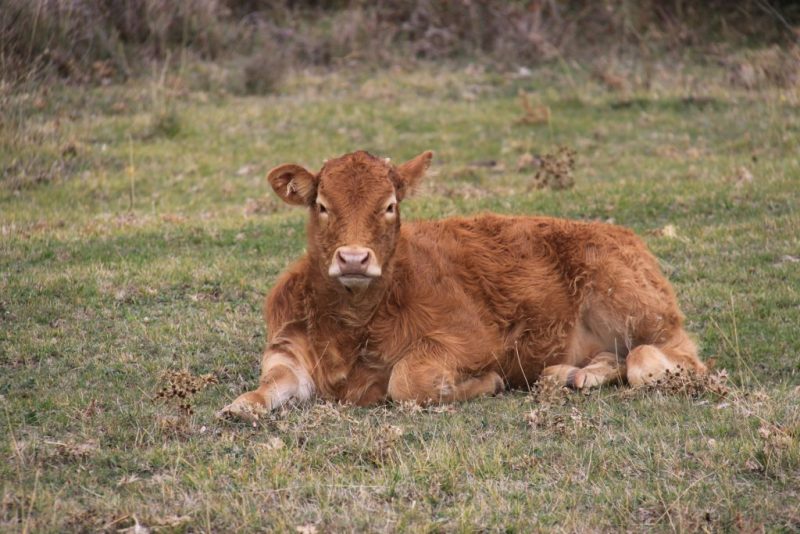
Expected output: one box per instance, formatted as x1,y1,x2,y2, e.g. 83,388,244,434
218,150,706,421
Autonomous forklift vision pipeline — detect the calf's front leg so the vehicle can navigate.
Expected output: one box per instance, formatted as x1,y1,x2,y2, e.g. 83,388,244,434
217,350,314,422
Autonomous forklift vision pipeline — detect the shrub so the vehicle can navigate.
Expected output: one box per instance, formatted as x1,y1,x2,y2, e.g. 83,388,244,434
242,42,288,95
1,1,798,85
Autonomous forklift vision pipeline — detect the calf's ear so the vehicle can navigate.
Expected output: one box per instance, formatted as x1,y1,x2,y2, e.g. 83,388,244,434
267,164,317,206
395,150,433,200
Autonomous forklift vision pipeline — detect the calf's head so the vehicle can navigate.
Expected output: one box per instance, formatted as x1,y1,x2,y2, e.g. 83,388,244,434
267,150,433,291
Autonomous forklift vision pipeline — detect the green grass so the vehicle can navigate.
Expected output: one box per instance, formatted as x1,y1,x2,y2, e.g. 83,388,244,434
1,64,799,532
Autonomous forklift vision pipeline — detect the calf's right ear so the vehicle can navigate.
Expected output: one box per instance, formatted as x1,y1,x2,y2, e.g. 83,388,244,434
267,164,317,206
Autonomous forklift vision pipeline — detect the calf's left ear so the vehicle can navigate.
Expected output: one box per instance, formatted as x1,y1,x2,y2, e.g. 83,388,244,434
267,164,317,206
394,150,433,200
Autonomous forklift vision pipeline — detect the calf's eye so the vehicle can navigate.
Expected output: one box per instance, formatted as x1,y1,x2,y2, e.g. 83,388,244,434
386,203,396,215
318,203,328,214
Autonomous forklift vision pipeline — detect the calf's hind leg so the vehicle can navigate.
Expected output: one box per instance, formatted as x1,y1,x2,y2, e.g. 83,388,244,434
387,357,505,405
542,331,705,389
626,330,706,386
574,351,626,388
541,351,626,389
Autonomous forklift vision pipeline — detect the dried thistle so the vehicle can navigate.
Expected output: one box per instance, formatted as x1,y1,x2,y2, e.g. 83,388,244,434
641,368,731,399
154,369,218,415
530,146,576,190
532,375,571,406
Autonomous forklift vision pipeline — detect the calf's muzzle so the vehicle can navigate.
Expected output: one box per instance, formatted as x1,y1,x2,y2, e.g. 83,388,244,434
328,246,382,288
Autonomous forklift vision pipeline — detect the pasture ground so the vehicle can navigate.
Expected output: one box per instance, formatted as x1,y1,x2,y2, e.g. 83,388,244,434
1,63,799,532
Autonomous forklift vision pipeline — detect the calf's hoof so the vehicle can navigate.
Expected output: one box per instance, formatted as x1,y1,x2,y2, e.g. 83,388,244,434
626,345,678,387
541,365,608,390
541,364,579,387
570,369,588,388
216,391,268,423
489,372,506,394
570,368,608,389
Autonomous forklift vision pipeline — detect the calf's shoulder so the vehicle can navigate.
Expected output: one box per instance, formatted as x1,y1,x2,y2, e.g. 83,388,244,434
264,257,310,343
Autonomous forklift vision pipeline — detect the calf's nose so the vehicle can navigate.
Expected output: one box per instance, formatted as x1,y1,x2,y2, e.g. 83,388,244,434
336,247,371,275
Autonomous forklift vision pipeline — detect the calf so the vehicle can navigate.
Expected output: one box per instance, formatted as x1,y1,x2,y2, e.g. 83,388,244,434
218,150,706,421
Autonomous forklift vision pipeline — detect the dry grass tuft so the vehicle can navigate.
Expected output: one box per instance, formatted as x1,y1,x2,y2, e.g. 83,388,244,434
732,166,755,188
650,223,679,239
42,439,99,463
515,91,551,125
592,67,628,92
243,196,281,216
368,424,405,466
115,514,192,533
757,422,794,457
526,405,594,436
155,414,191,438
1,157,84,191
149,106,182,139
727,45,800,89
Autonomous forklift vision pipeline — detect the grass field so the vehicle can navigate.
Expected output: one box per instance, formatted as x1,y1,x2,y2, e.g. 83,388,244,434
1,63,799,532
